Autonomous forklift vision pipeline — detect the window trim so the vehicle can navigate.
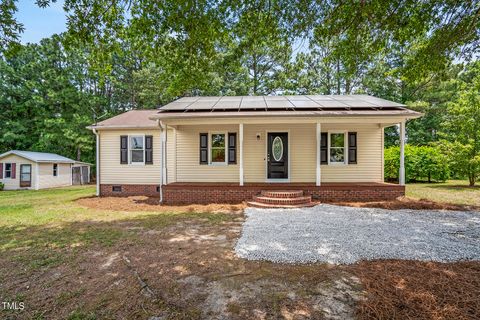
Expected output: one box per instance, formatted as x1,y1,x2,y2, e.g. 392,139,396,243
53,163,58,177
128,134,146,165
327,131,348,165
4,163,12,179
208,131,228,166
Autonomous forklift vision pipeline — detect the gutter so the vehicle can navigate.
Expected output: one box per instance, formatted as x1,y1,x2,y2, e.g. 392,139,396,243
157,120,165,204
148,110,424,121
93,128,100,196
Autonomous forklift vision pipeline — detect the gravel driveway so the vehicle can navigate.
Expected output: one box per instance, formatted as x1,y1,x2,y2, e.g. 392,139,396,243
235,204,480,264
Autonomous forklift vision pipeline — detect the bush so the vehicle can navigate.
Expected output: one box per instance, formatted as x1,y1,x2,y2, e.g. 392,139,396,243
384,145,449,183
0,182,4,191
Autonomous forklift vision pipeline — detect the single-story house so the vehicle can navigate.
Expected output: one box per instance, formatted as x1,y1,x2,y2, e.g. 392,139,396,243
0,150,91,190
89,95,421,204
88,95,421,205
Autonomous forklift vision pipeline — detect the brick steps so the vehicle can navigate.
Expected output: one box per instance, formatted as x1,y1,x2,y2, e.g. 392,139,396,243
253,196,312,205
260,190,304,198
247,190,316,208
247,201,317,209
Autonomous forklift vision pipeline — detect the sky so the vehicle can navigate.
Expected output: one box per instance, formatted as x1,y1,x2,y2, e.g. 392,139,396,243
15,0,67,44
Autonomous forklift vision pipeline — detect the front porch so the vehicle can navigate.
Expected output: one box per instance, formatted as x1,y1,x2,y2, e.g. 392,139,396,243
162,182,405,204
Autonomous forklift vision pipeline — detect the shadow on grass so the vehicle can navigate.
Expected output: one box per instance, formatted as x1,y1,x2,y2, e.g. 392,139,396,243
418,184,480,191
0,210,237,271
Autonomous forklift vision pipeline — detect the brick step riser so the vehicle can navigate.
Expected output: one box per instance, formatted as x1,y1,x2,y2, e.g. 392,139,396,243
247,201,317,209
260,190,304,198
254,196,312,205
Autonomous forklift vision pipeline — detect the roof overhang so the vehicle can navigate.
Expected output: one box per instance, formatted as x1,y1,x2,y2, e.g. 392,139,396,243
86,125,159,130
149,110,423,121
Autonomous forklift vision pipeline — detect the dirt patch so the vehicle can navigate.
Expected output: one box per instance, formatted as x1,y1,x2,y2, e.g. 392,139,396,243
0,211,362,319
76,195,246,213
349,260,480,320
333,196,479,211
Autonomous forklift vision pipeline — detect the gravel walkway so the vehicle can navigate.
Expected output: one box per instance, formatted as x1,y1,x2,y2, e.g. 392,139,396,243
235,204,480,264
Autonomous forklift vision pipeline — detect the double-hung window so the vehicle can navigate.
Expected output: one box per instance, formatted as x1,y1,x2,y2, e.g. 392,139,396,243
4,163,12,178
328,132,347,165
129,135,145,164
53,164,58,176
210,133,226,164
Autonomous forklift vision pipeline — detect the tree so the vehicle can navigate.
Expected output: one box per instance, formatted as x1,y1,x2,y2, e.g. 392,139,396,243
439,63,480,186
0,35,108,162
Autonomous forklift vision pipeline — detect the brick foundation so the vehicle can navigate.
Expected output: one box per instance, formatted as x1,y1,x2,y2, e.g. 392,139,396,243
162,183,405,204
100,183,405,203
100,184,159,197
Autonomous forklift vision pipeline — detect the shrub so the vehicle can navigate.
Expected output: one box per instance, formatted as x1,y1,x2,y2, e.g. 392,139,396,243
0,182,4,191
384,145,449,183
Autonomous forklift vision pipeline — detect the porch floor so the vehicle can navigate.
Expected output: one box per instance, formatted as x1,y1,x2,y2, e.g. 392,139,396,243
165,182,400,189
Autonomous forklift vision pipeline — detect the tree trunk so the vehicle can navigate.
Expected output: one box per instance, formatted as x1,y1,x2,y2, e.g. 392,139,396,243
469,174,475,187
77,147,81,161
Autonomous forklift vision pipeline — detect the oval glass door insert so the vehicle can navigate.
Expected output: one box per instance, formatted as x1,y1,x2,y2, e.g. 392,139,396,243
272,136,283,161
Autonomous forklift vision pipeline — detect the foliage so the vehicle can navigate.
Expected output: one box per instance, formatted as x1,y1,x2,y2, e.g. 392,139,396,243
0,1,479,170
438,63,480,186
385,145,449,183
0,182,4,191
0,35,108,163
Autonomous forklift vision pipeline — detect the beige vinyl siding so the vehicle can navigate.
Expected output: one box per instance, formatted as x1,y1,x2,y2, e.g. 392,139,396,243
167,128,176,183
0,155,36,190
99,129,162,184
176,125,239,183
175,123,383,183
243,124,316,182
97,122,384,185
320,124,383,183
38,162,71,189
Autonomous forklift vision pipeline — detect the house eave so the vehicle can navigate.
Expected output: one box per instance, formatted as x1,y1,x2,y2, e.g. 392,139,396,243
86,125,158,130
149,110,423,121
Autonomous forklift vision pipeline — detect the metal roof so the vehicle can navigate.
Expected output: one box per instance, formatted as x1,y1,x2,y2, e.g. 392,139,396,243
0,150,76,163
158,95,408,113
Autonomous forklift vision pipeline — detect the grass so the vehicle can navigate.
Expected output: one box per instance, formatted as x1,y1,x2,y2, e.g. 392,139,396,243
406,179,480,207
0,183,478,319
0,186,234,271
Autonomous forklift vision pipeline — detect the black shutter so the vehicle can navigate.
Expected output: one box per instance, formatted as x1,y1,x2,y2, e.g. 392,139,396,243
120,135,128,164
199,133,208,164
320,132,328,165
228,133,237,164
348,132,357,164
145,135,153,164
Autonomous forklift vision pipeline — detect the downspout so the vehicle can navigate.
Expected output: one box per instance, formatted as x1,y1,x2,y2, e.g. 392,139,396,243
157,120,165,203
93,128,100,196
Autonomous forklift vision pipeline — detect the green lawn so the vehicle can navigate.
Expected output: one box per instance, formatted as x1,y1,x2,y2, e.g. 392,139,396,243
0,185,189,227
406,180,480,207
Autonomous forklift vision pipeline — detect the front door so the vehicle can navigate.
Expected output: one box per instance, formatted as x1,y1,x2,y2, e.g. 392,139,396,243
267,132,288,179
20,164,31,188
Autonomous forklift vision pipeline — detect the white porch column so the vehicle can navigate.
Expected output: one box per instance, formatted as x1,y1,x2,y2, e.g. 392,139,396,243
239,123,244,186
93,129,99,195
162,126,167,185
399,120,406,186
316,122,321,186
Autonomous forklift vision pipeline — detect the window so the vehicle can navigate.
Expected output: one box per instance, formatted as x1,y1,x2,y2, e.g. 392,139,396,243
329,132,347,164
129,135,144,164
4,163,12,178
210,133,226,164
53,164,58,176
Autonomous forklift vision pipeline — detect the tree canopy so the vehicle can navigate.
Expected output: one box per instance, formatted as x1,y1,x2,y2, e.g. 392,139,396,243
0,0,479,182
